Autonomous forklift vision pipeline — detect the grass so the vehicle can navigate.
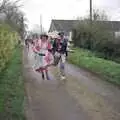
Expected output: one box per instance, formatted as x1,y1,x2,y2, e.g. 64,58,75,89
68,48,120,85
0,46,25,120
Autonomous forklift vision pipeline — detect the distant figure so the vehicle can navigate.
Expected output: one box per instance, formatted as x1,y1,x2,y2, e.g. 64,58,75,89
25,39,30,50
28,39,35,67
49,36,54,46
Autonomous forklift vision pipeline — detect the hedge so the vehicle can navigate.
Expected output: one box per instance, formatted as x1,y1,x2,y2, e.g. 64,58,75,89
0,24,19,72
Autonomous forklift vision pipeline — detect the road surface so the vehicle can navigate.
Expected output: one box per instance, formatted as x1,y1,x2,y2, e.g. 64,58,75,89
23,47,120,120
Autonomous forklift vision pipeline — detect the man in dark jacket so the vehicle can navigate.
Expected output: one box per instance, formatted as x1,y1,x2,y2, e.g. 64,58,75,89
53,32,68,80
53,32,68,56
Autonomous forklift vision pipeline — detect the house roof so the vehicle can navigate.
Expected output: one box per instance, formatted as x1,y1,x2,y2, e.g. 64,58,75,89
95,21,120,31
49,19,120,32
51,20,79,32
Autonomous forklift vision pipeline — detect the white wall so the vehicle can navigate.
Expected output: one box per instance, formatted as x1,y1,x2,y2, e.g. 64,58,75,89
115,31,120,38
69,31,73,42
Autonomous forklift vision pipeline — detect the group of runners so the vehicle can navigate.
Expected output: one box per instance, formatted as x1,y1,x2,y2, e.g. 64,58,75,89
25,32,68,80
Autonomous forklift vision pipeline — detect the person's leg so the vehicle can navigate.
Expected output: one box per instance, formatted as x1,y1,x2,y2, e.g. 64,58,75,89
27,45,29,53
41,72,45,80
60,54,66,78
40,68,45,80
45,68,50,80
36,68,45,80
54,53,61,66
66,51,68,57
66,51,68,60
27,43,29,53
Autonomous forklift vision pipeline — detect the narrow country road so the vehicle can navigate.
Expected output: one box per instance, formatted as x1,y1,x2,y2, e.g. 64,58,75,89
23,46,120,120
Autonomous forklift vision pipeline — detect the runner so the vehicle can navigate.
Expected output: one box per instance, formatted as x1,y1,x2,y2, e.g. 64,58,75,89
49,36,54,47
28,39,35,68
25,38,29,51
53,32,68,80
32,34,53,80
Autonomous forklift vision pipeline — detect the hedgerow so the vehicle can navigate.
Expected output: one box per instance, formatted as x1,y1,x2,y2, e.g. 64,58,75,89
0,24,19,72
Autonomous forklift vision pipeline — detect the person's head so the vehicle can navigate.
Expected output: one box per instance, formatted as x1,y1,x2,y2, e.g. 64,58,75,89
49,36,52,39
58,32,64,39
40,34,48,41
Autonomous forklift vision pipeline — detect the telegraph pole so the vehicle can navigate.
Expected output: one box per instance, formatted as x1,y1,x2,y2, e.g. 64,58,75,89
90,0,92,23
89,0,92,49
40,14,42,33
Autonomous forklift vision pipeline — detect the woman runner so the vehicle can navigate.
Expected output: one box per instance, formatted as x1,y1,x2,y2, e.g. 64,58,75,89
32,34,53,80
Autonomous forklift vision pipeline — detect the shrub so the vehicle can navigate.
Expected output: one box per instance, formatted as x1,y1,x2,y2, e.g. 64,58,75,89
0,24,18,72
72,10,120,62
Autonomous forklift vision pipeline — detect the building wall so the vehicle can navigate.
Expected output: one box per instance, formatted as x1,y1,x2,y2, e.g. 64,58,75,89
69,31,73,42
115,31,120,38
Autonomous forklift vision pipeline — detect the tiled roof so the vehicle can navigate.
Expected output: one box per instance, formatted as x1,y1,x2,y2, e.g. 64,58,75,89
49,19,120,32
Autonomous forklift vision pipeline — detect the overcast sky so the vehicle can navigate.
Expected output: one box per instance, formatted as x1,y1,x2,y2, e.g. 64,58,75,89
21,0,120,31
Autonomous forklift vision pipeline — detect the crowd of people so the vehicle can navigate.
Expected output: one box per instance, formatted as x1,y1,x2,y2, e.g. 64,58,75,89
25,32,68,80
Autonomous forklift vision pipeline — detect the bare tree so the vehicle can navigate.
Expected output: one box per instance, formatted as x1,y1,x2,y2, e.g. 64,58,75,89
0,0,27,40
0,0,22,12
93,9,108,21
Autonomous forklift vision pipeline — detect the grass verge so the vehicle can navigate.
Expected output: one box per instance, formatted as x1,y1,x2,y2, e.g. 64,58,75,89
0,46,25,120
68,48,120,85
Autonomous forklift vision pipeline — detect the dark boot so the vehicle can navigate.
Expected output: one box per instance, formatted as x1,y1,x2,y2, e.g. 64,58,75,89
41,72,45,80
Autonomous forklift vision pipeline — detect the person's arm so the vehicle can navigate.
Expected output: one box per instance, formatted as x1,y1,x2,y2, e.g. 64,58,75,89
60,39,68,53
53,40,56,48
32,45,39,54
48,43,52,53
66,39,68,56
52,40,57,52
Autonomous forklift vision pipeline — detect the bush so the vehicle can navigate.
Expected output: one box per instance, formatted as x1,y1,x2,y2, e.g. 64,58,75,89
0,24,18,72
72,10,120,61
72,20,118,58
